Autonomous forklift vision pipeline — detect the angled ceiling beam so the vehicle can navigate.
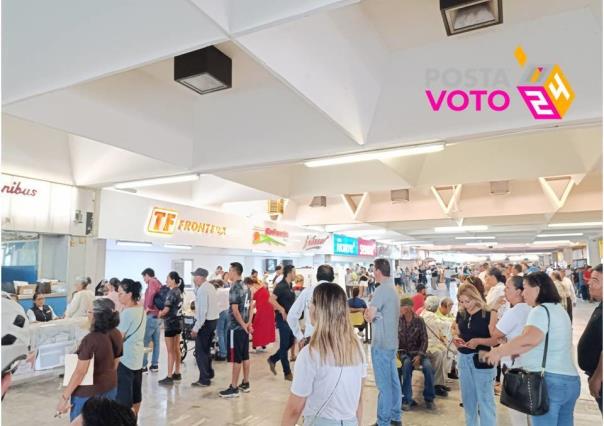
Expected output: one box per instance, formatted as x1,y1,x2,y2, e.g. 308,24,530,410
538,175,577,209
431,184,463,215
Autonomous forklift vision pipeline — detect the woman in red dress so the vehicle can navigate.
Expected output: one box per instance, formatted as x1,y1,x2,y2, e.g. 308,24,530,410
251,278,275,352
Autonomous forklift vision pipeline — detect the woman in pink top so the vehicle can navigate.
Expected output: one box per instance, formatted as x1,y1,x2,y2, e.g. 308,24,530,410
105,278,124,312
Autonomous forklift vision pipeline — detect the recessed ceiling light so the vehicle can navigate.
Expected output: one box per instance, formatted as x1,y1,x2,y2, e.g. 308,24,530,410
536,233,583,238
304,142,444,168
533,240,573,245
116,241,153,247
164,244,192,250
455,236,496,240
114,174,199,189
174,46,232,95
434,225,488,233
548,222,602,228
440,0,503,36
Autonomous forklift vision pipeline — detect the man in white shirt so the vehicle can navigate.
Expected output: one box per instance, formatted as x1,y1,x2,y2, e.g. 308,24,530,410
209,266,224,281
191,268,219,387
478,262,489,283
287,265,335,349
484,267,508,318
214,282,231,361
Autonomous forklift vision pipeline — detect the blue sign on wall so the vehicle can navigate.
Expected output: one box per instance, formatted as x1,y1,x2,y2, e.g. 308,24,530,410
333,234,359,256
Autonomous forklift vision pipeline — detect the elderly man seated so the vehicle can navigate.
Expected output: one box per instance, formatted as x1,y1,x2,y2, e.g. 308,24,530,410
398,297,436,411
435,297,458,380
420,296,452,397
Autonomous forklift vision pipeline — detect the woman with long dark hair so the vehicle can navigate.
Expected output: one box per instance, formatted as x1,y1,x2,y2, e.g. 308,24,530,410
281,283,366,425
158,271,184,385
484,272,580,426
56,298,122,421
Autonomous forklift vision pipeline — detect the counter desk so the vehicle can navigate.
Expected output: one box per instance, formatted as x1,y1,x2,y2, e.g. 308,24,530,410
17,292,68,316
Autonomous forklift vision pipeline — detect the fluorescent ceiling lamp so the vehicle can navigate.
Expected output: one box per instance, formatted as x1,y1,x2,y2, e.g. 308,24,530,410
304,142,444,168
114,174,199,189
465,242,498,246
164,244,192,250
174,46,232,95
455,236,496,240
434,225,488,233
536,233,583,238
533,240,573,245
548,222,602,228
116,240,153,247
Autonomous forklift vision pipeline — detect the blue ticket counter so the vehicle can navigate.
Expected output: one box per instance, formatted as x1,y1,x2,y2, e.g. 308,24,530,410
17,293,68,317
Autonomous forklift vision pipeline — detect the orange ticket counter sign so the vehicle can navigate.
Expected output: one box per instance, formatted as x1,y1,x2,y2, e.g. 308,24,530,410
147,207,227,237
147,208,179,235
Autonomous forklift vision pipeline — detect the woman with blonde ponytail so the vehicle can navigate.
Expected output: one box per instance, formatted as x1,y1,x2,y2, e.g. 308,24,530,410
281,283,366,426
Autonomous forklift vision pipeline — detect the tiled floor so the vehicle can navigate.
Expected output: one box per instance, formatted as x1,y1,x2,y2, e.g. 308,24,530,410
2,297,601,425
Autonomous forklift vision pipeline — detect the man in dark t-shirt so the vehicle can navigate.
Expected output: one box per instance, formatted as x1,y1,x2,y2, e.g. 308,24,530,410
578,263,603,412
219,263,254,399
268,264,296,381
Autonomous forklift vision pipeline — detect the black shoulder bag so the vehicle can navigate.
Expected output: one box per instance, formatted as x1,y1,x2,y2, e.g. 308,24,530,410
500,305,550,416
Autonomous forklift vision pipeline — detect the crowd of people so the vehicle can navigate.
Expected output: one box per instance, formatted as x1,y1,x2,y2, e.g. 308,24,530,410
1,257,601,426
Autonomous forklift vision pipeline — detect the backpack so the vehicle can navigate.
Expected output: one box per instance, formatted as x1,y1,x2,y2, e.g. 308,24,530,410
153,286,170,311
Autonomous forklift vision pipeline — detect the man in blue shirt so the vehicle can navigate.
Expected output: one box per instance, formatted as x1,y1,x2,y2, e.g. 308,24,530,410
365,258,402,426
348,287,367,310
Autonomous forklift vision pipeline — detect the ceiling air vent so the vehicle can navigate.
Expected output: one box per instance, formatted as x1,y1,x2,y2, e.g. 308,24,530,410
490,181,510,195
309,196,327,208
391,189,410,203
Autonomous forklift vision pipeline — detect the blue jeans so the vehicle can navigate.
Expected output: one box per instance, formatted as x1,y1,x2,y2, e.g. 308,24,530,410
143,314,160,368
458,352,497,426
216,310,230,358
269,317,295,376
399,354,435,403
371,346,402,426
531,373,580,426
70,387,117,421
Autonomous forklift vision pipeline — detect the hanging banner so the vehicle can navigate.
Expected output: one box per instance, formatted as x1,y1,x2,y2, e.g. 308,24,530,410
333,234,359,256
358,238,377,257
302,234,331,252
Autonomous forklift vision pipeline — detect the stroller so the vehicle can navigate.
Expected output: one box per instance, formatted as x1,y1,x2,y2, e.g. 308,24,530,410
180,315,196,361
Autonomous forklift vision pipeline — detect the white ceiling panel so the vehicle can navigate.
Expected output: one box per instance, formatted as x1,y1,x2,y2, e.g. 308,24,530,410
2,0,227,105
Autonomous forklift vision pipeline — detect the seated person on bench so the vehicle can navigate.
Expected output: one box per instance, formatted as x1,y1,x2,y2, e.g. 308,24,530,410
398,297,436,411
347,287,367,333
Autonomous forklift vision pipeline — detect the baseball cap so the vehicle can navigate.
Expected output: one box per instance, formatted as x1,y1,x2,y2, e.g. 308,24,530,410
191,268,209,277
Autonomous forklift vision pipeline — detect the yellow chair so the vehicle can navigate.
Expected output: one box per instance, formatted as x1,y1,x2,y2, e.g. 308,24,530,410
349,311,365,328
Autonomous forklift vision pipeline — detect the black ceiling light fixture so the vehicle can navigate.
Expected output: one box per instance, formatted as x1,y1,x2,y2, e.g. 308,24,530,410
174,46,232,95
440,0,503,36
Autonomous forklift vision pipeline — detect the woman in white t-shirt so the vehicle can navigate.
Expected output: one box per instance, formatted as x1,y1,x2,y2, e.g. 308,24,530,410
489,276,532,426
282,283,366,426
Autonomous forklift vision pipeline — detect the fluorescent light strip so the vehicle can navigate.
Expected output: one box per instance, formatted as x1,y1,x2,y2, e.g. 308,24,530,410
434,225,488,233
304,142,444,168
533,240,573,245
548,222,602,228
164,244,192,250
455,236,496,240
114,174,199,189
116,240,153,247
536,233,583,238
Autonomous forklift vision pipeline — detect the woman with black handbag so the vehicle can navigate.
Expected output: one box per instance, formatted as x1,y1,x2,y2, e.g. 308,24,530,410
483,272,580,426
452,283,499,426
